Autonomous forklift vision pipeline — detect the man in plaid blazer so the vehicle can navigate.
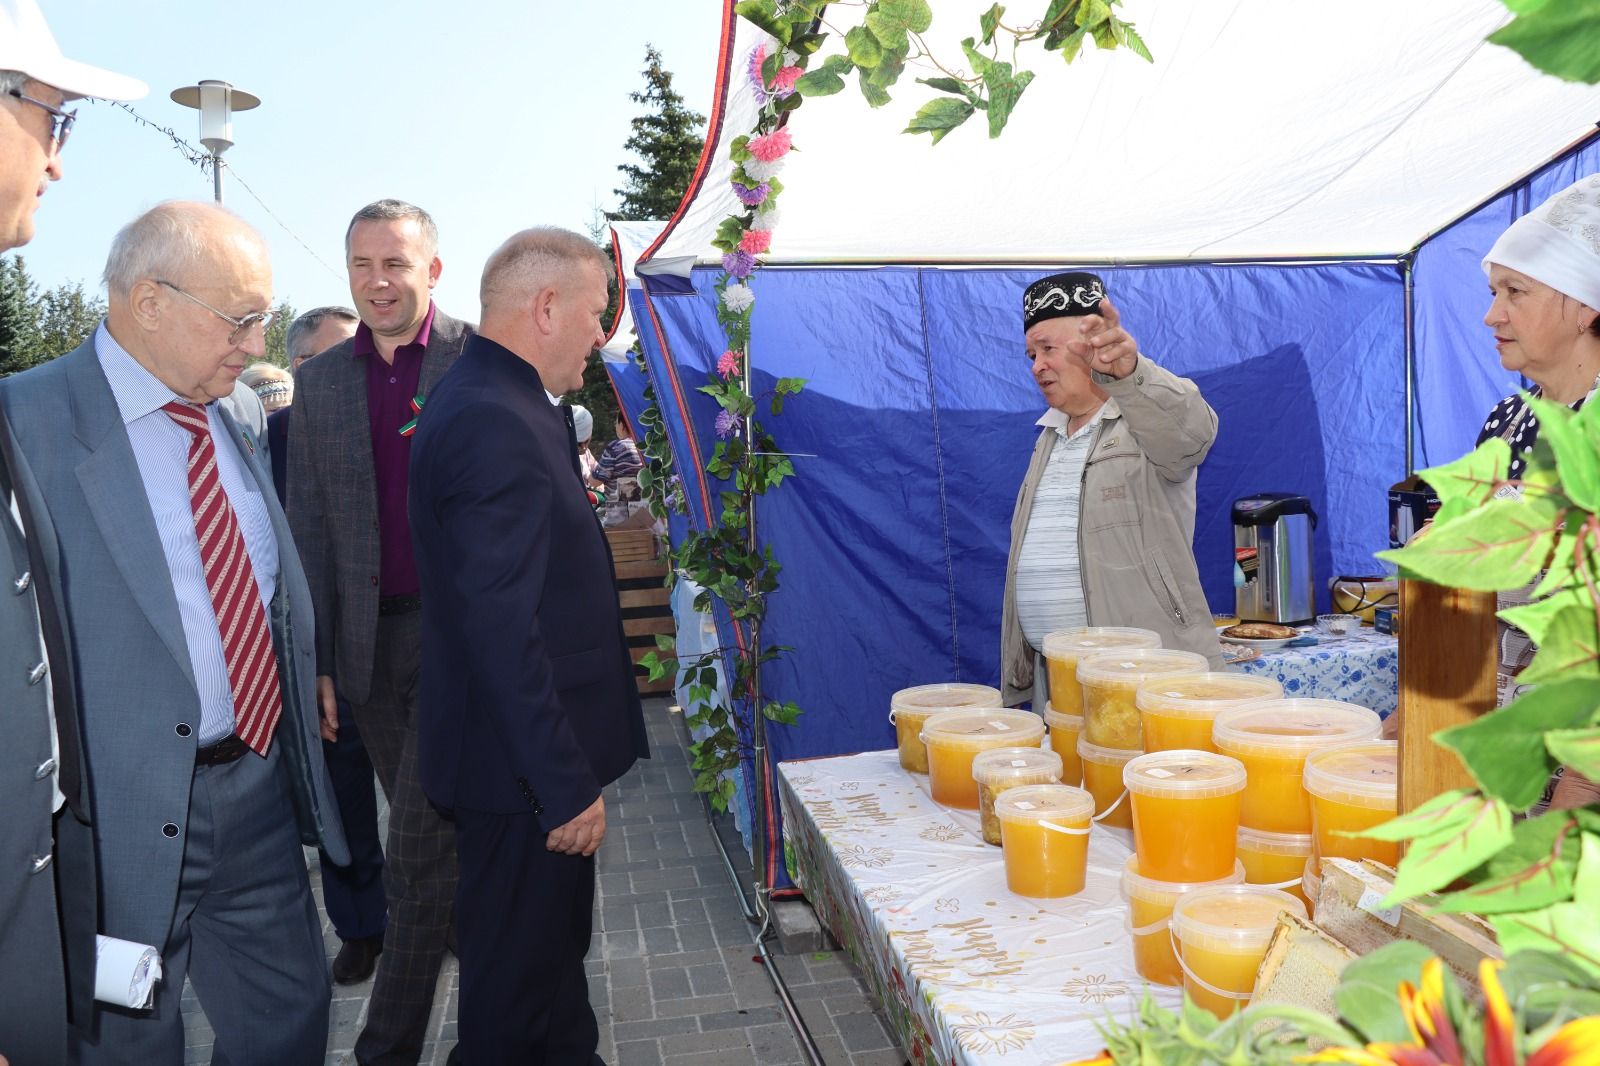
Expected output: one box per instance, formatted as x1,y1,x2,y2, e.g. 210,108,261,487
286,199,472,1065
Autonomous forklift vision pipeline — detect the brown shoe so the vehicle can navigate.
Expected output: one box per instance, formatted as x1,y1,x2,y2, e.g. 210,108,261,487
331,934,382,985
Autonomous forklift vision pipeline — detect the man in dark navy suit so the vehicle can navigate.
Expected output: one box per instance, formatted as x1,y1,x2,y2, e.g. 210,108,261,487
409,226,649,1064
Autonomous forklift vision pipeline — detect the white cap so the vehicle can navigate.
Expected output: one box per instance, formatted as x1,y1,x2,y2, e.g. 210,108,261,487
570,404,593,443
0,0,147,101
1484,173,1600,313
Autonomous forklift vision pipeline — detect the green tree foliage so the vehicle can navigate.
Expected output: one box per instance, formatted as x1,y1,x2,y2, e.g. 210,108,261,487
0,255,106,376
261,302,297,369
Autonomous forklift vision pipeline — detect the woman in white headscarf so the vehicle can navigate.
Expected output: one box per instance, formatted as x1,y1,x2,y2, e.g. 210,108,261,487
1477,172,1600,810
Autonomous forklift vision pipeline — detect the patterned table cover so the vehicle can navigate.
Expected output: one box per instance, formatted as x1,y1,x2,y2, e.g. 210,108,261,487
778,751,1180,1066
1231,628,1398,716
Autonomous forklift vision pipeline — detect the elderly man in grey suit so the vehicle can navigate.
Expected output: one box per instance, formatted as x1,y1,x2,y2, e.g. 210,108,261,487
0,199,349,1065
0,4,145,1063
287,199,472,1065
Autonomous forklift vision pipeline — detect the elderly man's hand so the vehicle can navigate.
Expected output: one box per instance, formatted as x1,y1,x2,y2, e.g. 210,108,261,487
547,795,606,857
1072,296,1140,380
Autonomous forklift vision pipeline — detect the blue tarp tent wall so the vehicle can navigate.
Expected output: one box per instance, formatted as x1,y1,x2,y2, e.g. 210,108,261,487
625,0,1600,891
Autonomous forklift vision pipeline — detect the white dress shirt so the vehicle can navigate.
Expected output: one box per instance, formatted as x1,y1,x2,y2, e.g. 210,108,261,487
95,325,278,745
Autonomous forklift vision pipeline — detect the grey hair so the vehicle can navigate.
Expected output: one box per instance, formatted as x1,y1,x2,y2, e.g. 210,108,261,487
345,199,438,258
102,200,262,296
286,305,359,360
479,226,608,310
0,71,26,94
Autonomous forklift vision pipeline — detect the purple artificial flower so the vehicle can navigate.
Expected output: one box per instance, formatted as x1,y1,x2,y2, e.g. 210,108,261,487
721,249,756,280
747,43,768,100
731,180,770,207
714,409,739,439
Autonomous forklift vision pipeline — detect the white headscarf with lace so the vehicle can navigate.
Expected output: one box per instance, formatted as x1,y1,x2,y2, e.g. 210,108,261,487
1484,173,1600,311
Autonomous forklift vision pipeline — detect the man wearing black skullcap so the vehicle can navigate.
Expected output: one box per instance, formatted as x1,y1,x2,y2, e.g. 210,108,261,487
999,272,1222,706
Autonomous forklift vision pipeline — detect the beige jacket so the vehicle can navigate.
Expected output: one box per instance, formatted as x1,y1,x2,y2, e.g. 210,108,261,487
1001,354,1223,705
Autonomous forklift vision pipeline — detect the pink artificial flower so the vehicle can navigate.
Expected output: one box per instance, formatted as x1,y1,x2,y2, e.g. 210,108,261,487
772,66,803,96
747,127,793,164
717,350,741,378
740,230,772,255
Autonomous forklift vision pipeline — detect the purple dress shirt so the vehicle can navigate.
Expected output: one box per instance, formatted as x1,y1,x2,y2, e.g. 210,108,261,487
356,301,435,598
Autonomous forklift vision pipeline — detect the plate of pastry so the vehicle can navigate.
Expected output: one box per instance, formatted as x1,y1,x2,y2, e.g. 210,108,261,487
1218,621,1300,650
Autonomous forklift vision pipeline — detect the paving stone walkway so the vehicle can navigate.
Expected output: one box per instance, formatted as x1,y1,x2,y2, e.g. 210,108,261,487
180,698,903,1065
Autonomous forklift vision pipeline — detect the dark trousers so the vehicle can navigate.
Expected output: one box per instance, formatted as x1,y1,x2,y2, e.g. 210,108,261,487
352,614,459,1066
318,693,387,942
454,807,600,1065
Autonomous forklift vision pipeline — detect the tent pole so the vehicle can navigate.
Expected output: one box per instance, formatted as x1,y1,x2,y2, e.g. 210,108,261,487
1403,253,1417,477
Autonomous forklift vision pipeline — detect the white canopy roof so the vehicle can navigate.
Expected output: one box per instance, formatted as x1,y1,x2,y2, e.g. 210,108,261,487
601,219,667,361
647,0,1600,269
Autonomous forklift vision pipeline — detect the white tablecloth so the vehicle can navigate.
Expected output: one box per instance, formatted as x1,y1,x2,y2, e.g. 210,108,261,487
1231,628,1398,716
779,751,1179,1066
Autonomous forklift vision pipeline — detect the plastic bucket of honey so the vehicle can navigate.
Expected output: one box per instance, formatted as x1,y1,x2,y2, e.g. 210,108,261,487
995,784,1095,898
1303,740,1399,868
1120,856,1245,986
1170,885,1307,1018
1301,857,1321,917
920,710,1045,809
1124,750,1246,883
1076,738,1140,829
972,746,1064,846
1041,627,1161,718
1237,826,1315,909
1043,703,1084,785
1137,673,1282,753
1211,700,1382,834
889,683,1003,774
1077,649,1210,750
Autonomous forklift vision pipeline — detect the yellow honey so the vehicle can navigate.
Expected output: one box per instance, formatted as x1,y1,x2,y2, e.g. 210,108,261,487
1170,886,1307,1018
1077,649,1210,750
972,746,1063,846
1120,856,1245,987
1077,737,1139,829
1041,627,1161,718
889,683,1003,774
1043,703,1084,786
995,785,1095,898
1124,750,1246,883
1236,827,1314,910
921,710,1045,809
1137,673,1282,754
1303,740,1399,869
1211,700,1382,834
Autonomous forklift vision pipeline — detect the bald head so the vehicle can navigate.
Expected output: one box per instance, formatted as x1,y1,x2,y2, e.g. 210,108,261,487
102,200,274,405
478,226,609,395
103,200,267,297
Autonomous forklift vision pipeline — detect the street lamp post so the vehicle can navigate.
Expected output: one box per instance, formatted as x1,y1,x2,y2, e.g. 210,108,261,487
169,80,260,204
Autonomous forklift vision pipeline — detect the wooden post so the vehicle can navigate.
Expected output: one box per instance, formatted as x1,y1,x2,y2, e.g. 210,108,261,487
1396,579,1498,813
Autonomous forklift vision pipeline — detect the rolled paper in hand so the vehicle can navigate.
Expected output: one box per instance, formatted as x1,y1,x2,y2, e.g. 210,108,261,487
95,934,162,1009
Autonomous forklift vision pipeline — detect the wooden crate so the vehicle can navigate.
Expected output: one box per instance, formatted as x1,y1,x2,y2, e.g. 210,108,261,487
609,545,674,697
605,527,659,563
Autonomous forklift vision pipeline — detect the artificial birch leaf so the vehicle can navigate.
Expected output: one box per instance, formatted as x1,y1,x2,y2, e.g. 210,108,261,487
1435,678,1600,809
1429,810,1585,914
1527,393,1600,511
1490,0,1600,85
1546,726,1600,779
1492,849,1600,979
795,54,853,96
1334,941,1436,1044
1345,788,1478,842
845,25,883,67
983,63,1033,138
735,0,790,44
1517,602,1600,686
979,3,1005,44
1415,437,1512,509
1381,793,1513,905
1530,526,1583,598
903,98,974,144
1499,586,1589,647
1376,490,1567,591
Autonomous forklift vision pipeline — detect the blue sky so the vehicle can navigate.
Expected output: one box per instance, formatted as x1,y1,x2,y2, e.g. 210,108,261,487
22,0,720,315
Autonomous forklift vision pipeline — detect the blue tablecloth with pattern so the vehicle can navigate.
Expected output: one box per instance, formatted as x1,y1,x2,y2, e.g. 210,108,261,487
1229,628,1398,717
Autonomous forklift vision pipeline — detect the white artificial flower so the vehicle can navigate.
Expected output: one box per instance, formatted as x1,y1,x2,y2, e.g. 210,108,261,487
752,207,781,232
722,283,756,313
742,157,785,183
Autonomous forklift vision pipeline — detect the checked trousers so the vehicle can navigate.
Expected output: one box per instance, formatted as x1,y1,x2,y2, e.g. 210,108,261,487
351,613,459,1065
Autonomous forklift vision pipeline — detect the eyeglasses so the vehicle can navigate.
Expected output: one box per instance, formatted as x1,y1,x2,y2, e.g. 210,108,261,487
6,89,76,153
158,281,277,345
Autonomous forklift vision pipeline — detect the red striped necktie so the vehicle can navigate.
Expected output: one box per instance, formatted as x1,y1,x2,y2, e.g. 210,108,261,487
162,401,282,755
